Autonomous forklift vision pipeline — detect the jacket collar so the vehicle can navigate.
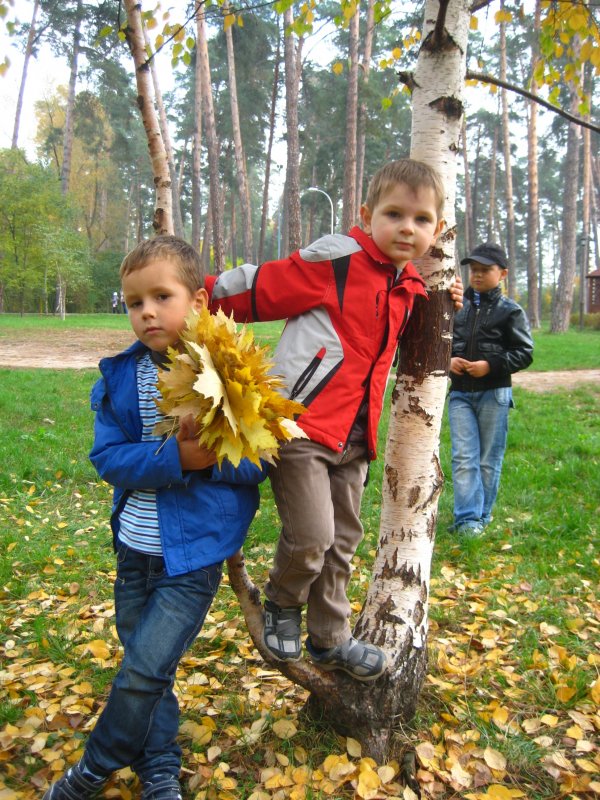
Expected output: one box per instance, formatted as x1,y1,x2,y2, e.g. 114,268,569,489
465,285,503,304
348,225,427,293
98,338,148,381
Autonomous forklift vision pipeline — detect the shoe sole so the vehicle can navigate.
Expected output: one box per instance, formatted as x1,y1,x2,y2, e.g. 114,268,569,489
308,657,387,682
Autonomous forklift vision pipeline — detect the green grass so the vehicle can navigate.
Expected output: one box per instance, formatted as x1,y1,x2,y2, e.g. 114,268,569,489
0,324,599,799
530,326,600,371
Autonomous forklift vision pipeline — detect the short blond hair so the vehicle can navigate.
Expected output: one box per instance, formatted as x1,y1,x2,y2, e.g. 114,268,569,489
120,235,204,294
364,159,445,219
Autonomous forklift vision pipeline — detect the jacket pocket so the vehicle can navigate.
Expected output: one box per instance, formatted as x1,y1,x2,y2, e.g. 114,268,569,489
289,348,326,400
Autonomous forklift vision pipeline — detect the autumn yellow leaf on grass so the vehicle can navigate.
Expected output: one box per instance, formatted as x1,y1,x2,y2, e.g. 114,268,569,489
154,308,306,467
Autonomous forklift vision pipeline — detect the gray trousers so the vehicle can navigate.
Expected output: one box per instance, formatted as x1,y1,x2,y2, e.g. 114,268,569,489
265,438,369,649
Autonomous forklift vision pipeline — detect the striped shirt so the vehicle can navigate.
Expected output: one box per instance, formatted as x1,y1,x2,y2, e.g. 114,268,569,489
118,353,164,555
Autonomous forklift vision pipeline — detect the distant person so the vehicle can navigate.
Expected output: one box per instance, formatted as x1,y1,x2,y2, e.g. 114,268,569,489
111,290,119,314
120,288,127,314
207,159,462,680
448,242,533,537
43,236,266,800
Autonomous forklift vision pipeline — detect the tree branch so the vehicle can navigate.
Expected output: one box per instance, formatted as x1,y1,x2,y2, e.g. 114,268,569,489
466,70,600,133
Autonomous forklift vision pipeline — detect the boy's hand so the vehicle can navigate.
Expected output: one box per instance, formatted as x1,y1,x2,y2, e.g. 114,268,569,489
449,274,464,310
451,358,490,378
176,414,217,471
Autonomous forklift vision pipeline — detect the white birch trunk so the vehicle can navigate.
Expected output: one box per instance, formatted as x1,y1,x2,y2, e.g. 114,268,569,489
124,0,173,236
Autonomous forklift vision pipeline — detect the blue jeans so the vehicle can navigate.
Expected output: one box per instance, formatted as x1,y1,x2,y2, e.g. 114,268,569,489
448,388,512,528
84,545,222,781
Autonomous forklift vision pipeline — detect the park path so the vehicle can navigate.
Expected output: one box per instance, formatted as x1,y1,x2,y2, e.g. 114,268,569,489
0,327,598,391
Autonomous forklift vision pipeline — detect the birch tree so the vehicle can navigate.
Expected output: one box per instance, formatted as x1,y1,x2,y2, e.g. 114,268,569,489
11,0,39,150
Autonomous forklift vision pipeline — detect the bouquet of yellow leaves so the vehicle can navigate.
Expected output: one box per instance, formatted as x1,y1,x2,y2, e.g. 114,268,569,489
154,307,307,467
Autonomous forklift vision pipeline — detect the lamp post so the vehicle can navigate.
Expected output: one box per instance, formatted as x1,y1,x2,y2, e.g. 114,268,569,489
304,186,335,235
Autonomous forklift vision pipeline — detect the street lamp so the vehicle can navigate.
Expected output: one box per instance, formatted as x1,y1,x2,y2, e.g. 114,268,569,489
304,186,335,235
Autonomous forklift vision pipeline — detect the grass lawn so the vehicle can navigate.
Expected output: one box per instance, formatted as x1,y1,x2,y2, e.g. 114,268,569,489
0,324,598,799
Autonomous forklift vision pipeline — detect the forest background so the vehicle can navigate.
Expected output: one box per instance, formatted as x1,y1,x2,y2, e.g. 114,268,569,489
0,0,599,332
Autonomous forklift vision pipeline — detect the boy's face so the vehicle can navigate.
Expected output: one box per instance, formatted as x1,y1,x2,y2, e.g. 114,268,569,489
122,259,207,352
468,261,508,293
360,182,444,269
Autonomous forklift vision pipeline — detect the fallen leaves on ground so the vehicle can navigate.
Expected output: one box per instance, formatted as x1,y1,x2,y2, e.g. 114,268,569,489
1,482,599,799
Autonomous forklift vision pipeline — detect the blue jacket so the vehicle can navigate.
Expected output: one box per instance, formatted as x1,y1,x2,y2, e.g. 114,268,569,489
89,340,267,576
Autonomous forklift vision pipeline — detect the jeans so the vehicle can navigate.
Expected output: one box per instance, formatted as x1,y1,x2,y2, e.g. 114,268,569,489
448,388,512,528
84,545,222,781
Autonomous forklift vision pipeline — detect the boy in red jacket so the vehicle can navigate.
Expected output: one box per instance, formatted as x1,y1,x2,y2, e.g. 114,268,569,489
208,160,460,680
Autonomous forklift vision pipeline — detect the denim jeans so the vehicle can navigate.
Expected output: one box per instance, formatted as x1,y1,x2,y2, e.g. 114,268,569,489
83,545,222,781
448,388,512,528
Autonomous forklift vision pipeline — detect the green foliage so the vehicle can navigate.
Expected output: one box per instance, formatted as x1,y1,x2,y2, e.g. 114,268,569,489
0,149,90,314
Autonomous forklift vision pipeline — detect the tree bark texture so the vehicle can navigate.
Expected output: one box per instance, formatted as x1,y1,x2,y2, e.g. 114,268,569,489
224,3,254,263
196,8,225,272
124,0,173,236
60,0,82,197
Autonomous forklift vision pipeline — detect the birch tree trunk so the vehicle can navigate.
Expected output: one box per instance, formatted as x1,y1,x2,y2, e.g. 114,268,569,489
500,1,516,298
11,0,39,150
196,7,225,272
341,3,360,232
224,3,254,263
143,25,184,238
526,0,541,328
283,6,302,252
124,0,172,236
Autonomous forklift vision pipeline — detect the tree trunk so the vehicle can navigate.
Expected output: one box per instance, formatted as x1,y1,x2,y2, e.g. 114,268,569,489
461,115,474,257
196,7,225,272
551,77,582,332
191,47,203,252
526,0,541,327
487,126,498,241
11,0,39,150
579,73,591,326
124,0,172,236
341,2,360,232
355,0,375,214
224,3,254,263
143,25,184,238
258,24,281,265
60,0,82,196
283,6,302,252
500,0,516,297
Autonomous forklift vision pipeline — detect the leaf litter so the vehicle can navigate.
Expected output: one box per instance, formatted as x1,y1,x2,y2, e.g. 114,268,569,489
1,480,599,799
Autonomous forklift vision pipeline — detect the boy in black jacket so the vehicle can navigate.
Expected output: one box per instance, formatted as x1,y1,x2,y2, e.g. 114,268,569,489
449,242,533,537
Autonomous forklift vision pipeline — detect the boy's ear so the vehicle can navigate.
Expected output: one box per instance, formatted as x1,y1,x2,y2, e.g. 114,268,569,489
192,287,208,311
360,203,372,234
432,218,445,242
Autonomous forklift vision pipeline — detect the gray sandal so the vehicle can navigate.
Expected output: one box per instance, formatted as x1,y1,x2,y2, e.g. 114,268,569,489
263,600,302,661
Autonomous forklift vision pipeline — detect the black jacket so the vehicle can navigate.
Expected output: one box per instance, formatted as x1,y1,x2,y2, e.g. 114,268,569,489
450,286,534,392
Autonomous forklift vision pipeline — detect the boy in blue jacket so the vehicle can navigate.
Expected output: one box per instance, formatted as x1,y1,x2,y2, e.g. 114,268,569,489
44,236,266,800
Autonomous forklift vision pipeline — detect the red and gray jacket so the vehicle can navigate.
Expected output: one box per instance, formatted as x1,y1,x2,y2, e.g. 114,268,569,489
206,226,427,460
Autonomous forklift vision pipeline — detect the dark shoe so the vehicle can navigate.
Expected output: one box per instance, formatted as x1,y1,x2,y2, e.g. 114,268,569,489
456,522,484,538
141,775,182,800
43,761,107,800
262,600,302,661
306,636,387,682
